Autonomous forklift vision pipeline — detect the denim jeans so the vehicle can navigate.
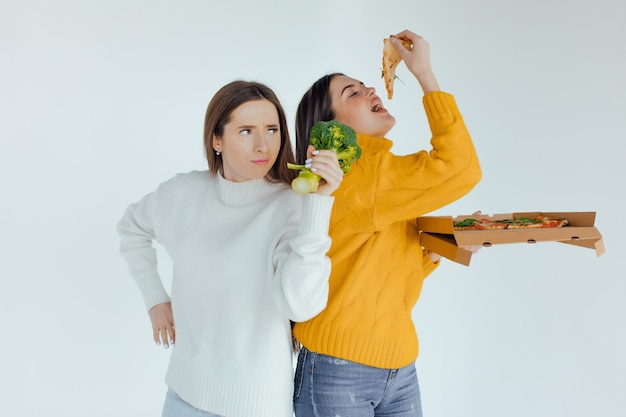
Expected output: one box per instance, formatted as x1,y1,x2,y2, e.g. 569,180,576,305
161,389,222,417
293,347,423,417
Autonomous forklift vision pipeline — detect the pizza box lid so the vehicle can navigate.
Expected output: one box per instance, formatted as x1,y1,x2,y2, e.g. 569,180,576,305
417,211,604,266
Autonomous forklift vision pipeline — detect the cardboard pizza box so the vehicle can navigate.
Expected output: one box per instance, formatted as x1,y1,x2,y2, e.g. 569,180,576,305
417,211,605,266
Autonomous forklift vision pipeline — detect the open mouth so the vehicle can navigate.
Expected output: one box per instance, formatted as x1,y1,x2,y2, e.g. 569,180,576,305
371,102,383,112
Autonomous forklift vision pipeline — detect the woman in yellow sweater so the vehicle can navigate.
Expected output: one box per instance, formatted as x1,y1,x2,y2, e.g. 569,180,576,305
292,30,482,416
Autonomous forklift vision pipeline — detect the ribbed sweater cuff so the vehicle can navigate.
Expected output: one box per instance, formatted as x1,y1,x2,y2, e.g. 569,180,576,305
423,91,460,135
299,193,334,235
135,274,171,310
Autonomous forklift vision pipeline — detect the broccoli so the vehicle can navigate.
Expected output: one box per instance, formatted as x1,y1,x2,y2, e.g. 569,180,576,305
287,120,362,194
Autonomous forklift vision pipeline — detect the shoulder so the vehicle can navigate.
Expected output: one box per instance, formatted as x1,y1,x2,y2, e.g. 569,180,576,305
162,170,211,189
148,170,212,201
171,169,211,183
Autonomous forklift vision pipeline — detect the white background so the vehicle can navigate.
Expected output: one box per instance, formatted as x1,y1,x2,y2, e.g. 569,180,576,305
2,0,625,416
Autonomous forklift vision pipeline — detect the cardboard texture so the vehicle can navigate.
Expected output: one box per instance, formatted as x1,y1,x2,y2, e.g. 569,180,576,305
417,211,604,266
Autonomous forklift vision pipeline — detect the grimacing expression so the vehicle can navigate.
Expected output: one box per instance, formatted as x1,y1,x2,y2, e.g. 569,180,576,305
213,99,282,182
329,75,396,138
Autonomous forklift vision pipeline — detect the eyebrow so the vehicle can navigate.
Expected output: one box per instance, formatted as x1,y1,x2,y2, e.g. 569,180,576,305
236,123,280,129
340,82,364,97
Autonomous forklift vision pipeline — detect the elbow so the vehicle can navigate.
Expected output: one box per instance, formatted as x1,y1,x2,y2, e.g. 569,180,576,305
470,158,482,187
442,153,482,202
273,274,330,322
291,307,324,323
459,147,482,188
275,282,329,323
472,154,482,186
288,285,329,322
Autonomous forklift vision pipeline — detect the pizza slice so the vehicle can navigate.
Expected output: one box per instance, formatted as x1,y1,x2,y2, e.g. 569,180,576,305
453,218,508,231
505,216,569,229
382,36,412,99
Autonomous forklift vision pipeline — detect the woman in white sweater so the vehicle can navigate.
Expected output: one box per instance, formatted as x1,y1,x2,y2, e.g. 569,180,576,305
117,81,343,417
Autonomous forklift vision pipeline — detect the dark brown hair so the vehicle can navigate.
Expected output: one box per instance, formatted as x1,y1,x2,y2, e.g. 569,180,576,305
203,80,297,184
294,73,343,165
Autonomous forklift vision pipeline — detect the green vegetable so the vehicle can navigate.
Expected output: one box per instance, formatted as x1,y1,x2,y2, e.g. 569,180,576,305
453,218,478,227
288,120,362,194
380,68,404,84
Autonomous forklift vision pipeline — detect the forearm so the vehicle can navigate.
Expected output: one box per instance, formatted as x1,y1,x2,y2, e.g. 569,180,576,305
272,194,334,321
415,70,440,94
117,197,170,310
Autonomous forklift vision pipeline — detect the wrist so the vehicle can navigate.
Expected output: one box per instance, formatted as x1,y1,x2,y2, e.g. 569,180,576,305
416,72,440,94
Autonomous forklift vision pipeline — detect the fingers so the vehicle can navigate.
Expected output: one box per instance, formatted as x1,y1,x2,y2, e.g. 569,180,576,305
427,250,442,263
305,144,316,159
392,29,418,41
390,30,423,52
461,245,482,254
391,33,428,59
306,150,342,178
152,326,160,346
148,302,176,349
153,322,176,349
305,149,344,196
470,245,482,254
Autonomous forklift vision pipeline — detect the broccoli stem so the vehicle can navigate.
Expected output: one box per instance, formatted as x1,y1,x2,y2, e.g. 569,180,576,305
287,163,306,170
291,170,320,194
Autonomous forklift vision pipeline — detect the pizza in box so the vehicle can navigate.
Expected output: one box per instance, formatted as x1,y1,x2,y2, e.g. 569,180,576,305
453,215,568,231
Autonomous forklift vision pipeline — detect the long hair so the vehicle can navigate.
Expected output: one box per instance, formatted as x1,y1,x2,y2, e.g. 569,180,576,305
294,73,343,165
203,80,297,184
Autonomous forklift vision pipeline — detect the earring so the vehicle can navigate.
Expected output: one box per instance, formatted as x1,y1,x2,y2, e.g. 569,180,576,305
215,151,221,156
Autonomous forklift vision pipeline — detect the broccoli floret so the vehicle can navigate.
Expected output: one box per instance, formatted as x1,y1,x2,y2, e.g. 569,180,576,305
288,120,362,194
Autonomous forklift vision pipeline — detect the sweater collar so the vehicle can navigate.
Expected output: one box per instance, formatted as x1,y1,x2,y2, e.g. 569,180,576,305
356,133,393,154
216,172,278,206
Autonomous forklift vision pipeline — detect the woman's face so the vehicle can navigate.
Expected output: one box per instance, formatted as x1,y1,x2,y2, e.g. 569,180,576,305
213,99,281,182
329,75,396,137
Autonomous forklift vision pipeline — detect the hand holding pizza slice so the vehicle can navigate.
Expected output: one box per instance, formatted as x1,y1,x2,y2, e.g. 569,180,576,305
382,36,412,99
382,31,441,97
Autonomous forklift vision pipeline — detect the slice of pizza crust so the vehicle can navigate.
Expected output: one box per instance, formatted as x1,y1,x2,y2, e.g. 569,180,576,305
382,36,412,99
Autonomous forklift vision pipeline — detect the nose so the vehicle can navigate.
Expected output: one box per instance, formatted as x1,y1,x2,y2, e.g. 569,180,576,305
253,132,269,153
366,85,376,96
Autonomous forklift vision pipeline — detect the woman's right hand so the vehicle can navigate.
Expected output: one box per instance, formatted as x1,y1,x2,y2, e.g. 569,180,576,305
148,302,175,348
390,29,440,93
305,145,344,196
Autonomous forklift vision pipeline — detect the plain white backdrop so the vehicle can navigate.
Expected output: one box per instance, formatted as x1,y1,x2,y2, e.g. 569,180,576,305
2,0,625,416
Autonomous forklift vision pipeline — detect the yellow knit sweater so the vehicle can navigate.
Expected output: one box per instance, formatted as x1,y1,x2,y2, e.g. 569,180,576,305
293,91,482,369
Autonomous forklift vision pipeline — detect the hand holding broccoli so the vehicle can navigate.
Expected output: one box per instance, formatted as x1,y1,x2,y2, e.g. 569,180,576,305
288,121,362,194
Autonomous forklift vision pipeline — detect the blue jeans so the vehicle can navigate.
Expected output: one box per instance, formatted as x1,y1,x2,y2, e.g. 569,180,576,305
293,347,423,417
161,389,221,417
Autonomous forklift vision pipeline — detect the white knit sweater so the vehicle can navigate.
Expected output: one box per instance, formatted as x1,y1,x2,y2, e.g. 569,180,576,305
117,170,334,417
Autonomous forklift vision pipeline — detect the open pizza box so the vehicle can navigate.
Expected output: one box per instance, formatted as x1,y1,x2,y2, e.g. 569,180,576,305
417,211,605,266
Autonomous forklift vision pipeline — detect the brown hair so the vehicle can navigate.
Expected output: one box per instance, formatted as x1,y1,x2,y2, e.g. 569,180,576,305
294,73,343,165
203,80,297,184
